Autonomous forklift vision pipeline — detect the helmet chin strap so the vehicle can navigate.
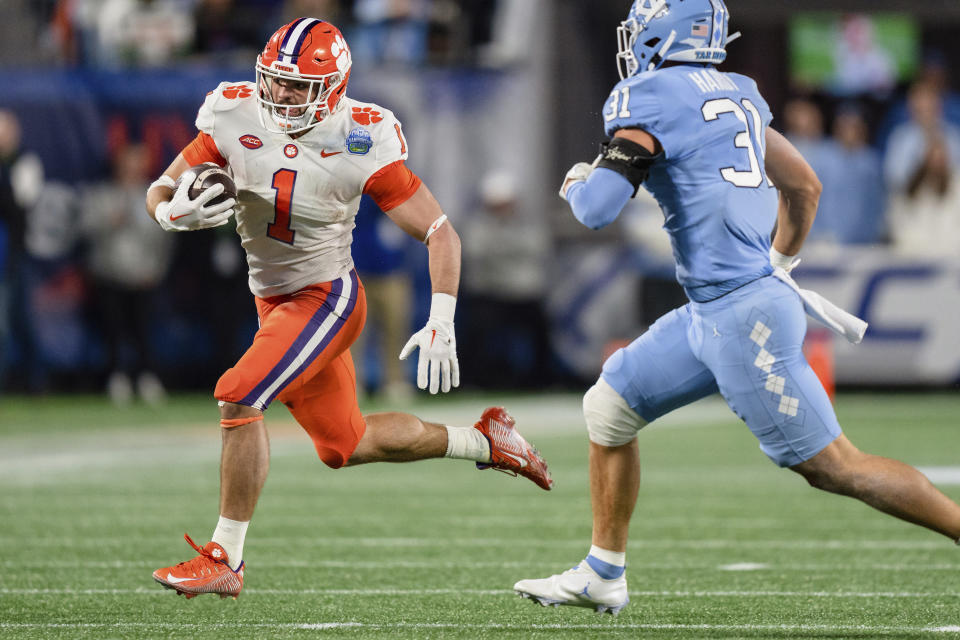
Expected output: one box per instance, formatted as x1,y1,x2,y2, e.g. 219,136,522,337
647,29,677,71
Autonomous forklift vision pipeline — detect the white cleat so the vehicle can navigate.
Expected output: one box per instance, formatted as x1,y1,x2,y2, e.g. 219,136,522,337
514,561,629,615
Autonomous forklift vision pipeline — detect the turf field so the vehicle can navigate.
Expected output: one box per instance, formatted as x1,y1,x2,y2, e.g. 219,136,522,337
0,391,958,639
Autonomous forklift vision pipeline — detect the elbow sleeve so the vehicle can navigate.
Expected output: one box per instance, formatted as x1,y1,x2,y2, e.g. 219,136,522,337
568,167,635,229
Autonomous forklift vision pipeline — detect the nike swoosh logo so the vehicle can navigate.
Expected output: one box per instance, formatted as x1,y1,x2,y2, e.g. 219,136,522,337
320,150,342,158
169,212,191,221
499,450,528,468
164,573,195,585
429,330,436,348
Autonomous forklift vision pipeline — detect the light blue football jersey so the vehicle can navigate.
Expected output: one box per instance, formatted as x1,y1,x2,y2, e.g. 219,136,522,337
602,65,778,302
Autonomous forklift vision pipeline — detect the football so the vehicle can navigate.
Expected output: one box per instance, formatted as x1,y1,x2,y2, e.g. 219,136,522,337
179,163,237,206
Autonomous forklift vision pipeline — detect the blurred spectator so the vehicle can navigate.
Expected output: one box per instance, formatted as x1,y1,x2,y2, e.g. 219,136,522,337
460,170,552,389
0,110,45,392
876,53,960,151
0,1,46,64
884,82,960,195
21,180,83,391
475,0,534,68
88,0,196,67
281,0,344,26
783,97,830,177
350,195,415,400
193,0,273,65
80,143,173,405
349,0,431,66
205,221,254,380
810,104,885,245
886,137,960,257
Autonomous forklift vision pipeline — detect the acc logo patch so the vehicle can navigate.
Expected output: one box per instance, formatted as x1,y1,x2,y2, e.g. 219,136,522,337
239,134,263,149
346,127,373,155
284,144,299,158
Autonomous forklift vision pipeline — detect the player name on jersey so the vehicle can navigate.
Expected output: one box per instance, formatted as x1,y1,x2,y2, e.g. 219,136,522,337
686,68,740,94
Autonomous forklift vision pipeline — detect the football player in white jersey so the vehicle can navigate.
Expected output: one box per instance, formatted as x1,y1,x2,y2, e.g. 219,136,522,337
145,18,552,600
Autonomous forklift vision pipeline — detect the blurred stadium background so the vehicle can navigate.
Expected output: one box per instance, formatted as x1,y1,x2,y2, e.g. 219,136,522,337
0,0,958,398
1,2,959,638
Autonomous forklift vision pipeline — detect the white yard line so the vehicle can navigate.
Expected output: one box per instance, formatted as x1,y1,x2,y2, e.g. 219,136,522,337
917,466,960,485
0,621,957,634
2,559,957,571
0,396,734,482
1,536,952,550
2,587,957,598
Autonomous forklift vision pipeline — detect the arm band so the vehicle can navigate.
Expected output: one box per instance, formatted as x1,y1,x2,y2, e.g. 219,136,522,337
149,175,176,192
596,137,660,196
423,214,447,243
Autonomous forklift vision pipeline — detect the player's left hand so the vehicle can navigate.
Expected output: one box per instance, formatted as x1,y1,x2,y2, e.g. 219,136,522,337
399,318,460,394
559,162,594,201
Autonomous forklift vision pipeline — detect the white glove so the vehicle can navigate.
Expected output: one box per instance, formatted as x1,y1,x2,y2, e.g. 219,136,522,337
399,293,460,394
559,161,595,201
769,247,801,274
154,178,235,232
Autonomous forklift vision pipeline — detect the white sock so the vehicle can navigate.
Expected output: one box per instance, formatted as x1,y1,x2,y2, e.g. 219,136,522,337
588,544,626,567
211,516,248,571
443,425,491,462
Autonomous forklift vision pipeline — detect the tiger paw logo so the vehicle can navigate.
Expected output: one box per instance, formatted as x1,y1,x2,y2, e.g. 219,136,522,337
222,85,253,99
211,548,223,558
330,34,352,74
352,107,383,125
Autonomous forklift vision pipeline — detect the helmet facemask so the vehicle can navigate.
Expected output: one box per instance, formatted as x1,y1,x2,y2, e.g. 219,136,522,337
616,0,675,79
255,58,345,134
616,0,736,79
616,18,641,80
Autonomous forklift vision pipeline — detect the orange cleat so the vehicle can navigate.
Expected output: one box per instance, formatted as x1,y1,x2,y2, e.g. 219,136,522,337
474,406,553,491
152,534,244,599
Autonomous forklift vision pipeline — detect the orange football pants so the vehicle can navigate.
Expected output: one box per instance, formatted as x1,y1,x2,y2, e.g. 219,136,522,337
214,270,367,468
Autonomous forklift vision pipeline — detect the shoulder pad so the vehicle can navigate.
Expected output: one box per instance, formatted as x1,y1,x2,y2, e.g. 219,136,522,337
196,81,256,133
344,99,399,131
603,72,665,137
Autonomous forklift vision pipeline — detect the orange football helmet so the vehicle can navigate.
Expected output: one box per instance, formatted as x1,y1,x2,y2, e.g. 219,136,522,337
255,18,352,134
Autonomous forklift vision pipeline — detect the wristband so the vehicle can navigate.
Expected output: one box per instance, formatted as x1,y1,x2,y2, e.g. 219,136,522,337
429,292,456,322
423,214,448,243
769,247,797,270
149,175,176,192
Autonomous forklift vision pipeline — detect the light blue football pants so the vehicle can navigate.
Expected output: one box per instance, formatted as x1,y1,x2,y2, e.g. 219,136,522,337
601,274,841,467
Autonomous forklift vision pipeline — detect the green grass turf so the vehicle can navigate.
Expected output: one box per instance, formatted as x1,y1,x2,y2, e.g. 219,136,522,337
0,391,958,639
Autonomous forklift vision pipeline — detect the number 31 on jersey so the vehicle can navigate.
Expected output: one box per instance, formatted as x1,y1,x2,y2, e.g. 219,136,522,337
702,97,772,189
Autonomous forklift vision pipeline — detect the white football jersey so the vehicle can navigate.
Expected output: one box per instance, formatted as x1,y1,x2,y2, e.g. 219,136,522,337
195,81,409,297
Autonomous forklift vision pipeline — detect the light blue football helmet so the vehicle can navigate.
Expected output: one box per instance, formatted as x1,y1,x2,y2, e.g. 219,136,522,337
616,0,740,79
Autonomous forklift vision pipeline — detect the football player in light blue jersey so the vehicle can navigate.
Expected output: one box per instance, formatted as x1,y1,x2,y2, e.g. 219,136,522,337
514,0,960,615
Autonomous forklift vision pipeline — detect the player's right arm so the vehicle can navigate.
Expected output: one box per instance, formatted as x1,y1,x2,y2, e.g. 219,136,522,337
146,86,236,232
562,128,661,230
145,153,191,221
764,127,822,268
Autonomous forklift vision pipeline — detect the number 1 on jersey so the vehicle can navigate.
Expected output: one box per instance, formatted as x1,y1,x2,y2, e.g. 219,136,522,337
268,169,297,244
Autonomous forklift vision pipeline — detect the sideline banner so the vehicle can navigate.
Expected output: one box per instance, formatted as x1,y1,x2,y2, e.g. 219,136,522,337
549,245,960,387
795,246,960,385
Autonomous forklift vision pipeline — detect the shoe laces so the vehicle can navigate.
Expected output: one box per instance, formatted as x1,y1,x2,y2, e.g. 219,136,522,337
169,534,227,577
